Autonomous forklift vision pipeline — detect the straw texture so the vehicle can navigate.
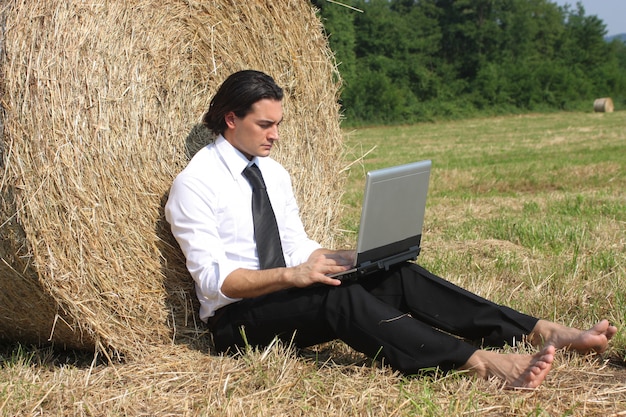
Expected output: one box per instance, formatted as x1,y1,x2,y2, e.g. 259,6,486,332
0,0,344,358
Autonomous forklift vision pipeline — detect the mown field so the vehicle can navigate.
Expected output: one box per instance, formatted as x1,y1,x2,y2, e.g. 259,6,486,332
1,111,625,416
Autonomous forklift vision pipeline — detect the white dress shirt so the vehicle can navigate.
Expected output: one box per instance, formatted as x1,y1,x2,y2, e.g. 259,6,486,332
165,135,321,321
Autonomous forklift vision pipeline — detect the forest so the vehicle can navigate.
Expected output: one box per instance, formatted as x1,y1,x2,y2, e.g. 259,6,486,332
311,0,626,125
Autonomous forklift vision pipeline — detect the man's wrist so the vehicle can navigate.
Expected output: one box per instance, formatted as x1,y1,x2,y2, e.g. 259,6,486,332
279,266,293,288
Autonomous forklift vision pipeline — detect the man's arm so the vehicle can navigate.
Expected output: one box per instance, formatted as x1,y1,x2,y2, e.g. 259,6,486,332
221,248,356,299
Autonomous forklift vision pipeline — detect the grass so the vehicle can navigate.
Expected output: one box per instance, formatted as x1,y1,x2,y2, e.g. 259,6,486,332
341,111,624,331
2,111,626,416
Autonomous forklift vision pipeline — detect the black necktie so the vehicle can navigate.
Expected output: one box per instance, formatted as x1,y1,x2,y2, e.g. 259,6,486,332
242,164,286,269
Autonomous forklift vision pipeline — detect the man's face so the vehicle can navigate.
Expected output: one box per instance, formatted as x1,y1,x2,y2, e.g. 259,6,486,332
224,98,283,160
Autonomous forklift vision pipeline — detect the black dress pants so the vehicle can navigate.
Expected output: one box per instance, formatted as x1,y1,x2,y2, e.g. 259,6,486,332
210,262,538,374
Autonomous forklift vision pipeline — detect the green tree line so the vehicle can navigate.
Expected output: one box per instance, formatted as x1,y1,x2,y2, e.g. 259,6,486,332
312,0,626,125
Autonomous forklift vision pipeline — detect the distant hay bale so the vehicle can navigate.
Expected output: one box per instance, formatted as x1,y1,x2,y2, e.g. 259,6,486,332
593,97,614,113
0,0,344,358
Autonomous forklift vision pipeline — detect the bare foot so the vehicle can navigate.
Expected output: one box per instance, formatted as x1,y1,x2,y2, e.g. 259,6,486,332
531,319,617,354
461,345,555,389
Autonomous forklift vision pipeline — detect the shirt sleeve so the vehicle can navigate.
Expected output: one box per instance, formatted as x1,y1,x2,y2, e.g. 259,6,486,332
165,174,241,313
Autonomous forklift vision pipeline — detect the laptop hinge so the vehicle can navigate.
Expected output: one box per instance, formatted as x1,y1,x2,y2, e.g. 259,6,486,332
359,246,421,275
377,246,421,271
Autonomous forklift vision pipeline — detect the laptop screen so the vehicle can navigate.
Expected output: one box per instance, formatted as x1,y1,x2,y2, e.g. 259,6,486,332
355,160,431,267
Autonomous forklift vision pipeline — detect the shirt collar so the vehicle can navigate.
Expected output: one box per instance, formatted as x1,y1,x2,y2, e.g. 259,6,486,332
215,135,261,178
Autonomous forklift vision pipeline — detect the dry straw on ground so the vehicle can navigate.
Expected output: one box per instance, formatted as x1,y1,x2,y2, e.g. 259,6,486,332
2,341,625,416
0,0,344,358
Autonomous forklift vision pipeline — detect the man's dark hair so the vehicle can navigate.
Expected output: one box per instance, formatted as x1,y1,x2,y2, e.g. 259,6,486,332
202,70,284,136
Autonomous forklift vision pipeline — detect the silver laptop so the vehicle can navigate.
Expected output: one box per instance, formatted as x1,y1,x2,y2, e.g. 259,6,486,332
330,160,431,280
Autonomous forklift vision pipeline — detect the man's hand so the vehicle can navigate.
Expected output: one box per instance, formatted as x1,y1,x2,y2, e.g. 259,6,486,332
290,249,356,288
221,248,356,299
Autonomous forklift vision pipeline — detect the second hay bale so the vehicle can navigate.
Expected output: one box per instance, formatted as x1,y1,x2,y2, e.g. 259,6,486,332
593,97,614,113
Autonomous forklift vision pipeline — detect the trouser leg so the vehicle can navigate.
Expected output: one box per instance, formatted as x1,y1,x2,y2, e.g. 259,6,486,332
323,278,477,372
361,263,539,348
211,281,477,373
210,262,538,374
211,284,337,353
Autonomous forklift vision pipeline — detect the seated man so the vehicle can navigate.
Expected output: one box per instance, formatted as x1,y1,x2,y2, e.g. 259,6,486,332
165,70,617,389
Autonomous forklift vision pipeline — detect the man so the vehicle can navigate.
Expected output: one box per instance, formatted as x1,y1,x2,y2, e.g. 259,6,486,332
165,70,616,388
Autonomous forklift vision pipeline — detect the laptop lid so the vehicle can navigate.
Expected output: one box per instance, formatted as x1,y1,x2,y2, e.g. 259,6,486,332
331,160,431,278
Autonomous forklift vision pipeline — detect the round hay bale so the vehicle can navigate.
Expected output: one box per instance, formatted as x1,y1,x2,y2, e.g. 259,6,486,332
0,0,344,358
593,97,614,113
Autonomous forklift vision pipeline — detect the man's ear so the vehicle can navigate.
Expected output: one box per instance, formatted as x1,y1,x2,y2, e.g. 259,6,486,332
224,112,236,129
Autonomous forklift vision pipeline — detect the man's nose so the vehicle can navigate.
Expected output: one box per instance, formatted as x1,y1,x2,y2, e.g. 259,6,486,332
268,125,279,140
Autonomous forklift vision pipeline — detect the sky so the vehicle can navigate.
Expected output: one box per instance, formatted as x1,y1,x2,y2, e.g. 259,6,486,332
552,0,626,36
